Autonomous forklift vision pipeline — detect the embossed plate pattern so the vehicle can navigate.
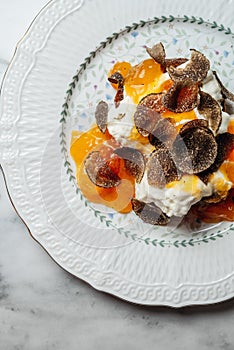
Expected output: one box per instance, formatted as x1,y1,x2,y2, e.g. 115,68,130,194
1,0,234,306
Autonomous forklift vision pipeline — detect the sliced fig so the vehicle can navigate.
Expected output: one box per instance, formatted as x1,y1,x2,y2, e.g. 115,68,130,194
172,125,218,174
134,106,159,137
162,83,200,113
211,132,234,172
148,118,177,149
198,132,234,183
131,198,170,225
165,57,188,69
108,72,124,108
198,91,222,134
213,71,234,102
179,119,208,134
146,42,188,72
213,132,234,168
114,147,145,183
139,93,167,114
167,49,210,84
216,132,234,161
147,147,181,188
95,100,108,133
84,151,120,188
146,42,166,71
134,94,164,137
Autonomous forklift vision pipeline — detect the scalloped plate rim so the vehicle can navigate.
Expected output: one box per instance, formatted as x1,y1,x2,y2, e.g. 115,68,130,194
1,0,234,307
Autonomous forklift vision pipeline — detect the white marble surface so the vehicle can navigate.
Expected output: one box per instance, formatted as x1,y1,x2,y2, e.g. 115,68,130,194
1,1,234,349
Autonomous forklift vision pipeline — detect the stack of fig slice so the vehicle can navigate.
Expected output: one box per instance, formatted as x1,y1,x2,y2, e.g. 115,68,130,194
84,43,234,226
84,147,146,188
114,147,145,183
130,43,234,224
85,151,121,188
172,119,218,174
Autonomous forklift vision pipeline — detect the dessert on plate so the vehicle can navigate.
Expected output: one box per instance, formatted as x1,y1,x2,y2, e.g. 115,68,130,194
70,43,234,226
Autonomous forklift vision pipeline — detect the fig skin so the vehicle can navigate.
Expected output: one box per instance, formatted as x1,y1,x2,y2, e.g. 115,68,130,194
131,198,170,225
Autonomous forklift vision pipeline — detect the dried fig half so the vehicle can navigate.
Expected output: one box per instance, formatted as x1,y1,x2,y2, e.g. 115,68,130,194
198,91,222,134
134,94,164,137
114,147,145,183
131,198,170,225
199,132,234,182
147,147,181,188
84,151,120,188
146,42,166,71
162,83,200,113
173,124,218,174
139,93,167,114
179,119,209,134
167,49,210,84
95,100,108,133
148,118,177,149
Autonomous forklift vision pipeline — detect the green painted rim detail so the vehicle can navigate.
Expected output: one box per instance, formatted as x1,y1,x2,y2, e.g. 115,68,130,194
60,15,234,248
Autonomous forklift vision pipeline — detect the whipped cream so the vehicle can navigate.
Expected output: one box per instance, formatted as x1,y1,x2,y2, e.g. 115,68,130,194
135,169,232,218
108,96,136,143
201,70,223,101
135,174,212,217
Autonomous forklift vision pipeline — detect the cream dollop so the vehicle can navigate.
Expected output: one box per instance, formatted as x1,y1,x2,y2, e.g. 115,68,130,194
135,174,212,217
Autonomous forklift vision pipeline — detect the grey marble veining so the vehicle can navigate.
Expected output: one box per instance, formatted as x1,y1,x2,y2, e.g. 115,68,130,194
1,17,234,350
1,119,234,349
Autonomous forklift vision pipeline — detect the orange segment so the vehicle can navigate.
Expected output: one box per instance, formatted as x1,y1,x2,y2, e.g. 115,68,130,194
71,131,135,213
220,162,234,186
70,126,112,166
97,186,118,202
108,60,172,104
77,160,134,214
158,79,174,92
162,109,197,125
125,59,162,86
71,130,82,145
108,61,132,89
124,59,165,104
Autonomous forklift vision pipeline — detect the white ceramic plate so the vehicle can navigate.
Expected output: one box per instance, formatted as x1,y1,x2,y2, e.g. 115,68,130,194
1,0,234,307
